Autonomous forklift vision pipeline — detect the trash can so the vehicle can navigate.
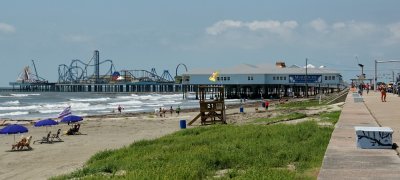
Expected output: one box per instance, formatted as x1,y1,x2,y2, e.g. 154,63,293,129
180,120,186,129
240,106,244,113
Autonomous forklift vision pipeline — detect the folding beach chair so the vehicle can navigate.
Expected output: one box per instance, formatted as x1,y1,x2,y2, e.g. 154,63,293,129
33,131,53,144
51,129,62,142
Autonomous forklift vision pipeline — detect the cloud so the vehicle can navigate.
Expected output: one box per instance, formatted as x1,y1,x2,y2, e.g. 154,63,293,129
332,22,346,30
382,22,400,45
247,20,298,34
308,19,377,36
345,21,377,35
203,18,400,50
309,18,328,33
206,20,242,35
0,22,16,33
206,19,298,36
388,23,400,39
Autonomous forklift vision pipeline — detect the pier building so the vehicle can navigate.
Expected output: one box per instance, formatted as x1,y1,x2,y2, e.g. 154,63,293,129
182,63,344,99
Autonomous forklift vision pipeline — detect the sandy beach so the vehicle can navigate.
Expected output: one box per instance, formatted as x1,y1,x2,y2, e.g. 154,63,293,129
0,101,263,180
0,100,342,180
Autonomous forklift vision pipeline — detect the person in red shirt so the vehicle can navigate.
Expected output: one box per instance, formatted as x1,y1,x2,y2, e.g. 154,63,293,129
265,101,269,110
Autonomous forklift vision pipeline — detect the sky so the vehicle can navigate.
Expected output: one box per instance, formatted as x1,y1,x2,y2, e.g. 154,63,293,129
1,0,400,87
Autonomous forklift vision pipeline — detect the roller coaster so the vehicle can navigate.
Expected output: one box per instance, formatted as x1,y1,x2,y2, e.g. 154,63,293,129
58,50,186,84
16,60,48,83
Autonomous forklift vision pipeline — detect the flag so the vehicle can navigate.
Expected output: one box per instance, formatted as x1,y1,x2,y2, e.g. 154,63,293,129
58,106,72,118
209,71,219,82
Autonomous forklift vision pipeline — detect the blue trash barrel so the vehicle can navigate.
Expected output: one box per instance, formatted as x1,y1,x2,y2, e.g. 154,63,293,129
240,106,244,113
180,120,186,129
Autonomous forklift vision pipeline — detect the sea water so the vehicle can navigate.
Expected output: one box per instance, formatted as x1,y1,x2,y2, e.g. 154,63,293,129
0,92,241,120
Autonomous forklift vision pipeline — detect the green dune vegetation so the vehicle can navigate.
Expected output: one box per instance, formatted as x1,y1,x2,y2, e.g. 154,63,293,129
52,100,341,180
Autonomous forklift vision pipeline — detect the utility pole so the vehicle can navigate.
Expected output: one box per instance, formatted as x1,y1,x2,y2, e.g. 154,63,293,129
358,63,364,79
374,60,377,91
305,58,308,98
393,71,395,83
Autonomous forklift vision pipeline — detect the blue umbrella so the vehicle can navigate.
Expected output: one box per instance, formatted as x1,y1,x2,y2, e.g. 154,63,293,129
34,119,58,127
34,119,58,132
0,124,29,142
61,115,83,123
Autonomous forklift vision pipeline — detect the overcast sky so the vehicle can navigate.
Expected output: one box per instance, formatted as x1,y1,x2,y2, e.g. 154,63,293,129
1,0,400,86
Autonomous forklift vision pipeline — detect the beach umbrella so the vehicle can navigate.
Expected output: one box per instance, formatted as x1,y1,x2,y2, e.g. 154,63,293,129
34,118,58,132
60,115,83,123
0,124,29,142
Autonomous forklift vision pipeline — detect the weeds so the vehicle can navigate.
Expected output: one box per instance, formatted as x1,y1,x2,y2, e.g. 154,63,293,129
52,121,335,180
254,112,307,123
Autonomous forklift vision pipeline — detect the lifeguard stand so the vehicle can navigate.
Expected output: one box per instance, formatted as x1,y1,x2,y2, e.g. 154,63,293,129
188,86,226,125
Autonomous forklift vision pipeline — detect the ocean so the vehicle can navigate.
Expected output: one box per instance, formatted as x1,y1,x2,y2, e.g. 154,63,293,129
0,92,242,120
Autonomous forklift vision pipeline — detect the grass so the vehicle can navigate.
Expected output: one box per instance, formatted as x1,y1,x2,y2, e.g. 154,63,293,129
254,112,307,124
52,120,336,180
51,99,342,179
277,100,323,110
318,111,341,125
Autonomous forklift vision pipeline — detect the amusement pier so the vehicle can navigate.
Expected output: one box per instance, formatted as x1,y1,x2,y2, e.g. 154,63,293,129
8,50,345,99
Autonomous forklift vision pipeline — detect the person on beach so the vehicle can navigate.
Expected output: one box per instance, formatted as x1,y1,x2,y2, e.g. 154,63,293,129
162,108,166,117
380,83,387,102
265,100,269,110
170,106,174,116
12,136,27,150
117,105,124,114
176,106,181,116
159,107,163,117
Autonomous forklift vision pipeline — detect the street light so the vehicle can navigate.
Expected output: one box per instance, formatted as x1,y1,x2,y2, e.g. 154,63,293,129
358,63,364,79
305,58,308,98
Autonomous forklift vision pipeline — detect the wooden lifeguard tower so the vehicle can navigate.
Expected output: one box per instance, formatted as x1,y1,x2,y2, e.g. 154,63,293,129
188,86,226,125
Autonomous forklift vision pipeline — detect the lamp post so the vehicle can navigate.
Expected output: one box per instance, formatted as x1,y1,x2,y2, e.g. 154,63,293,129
358,63,364,79
305,58,308,98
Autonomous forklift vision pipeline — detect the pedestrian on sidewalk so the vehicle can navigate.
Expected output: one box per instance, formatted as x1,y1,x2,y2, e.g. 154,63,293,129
358,83,364,96
380,83,387,102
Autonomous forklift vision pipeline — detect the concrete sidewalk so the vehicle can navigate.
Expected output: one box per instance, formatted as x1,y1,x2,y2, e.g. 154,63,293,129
318,91,400,179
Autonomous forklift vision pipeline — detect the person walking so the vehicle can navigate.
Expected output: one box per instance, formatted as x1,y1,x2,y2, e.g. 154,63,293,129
117,105,124,114
176,106,181,116
380,83,387,102
358,83,364,96
162,108,166,117
265,100,269,110
169,106,174,116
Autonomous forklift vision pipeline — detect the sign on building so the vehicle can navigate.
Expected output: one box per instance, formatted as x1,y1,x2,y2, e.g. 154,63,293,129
289,75,322,83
